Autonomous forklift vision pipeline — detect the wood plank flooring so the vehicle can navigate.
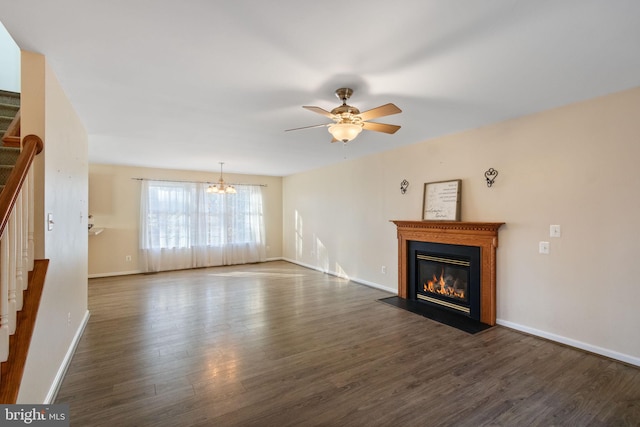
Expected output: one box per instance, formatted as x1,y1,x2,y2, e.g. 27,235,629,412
56,261,640,426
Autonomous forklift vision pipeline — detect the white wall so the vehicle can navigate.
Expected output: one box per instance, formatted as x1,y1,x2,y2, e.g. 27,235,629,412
17,52,89,403
283,86,640,366
0,22,20,92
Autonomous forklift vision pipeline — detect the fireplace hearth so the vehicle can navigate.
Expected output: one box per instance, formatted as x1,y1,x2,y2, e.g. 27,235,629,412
378,296,491,334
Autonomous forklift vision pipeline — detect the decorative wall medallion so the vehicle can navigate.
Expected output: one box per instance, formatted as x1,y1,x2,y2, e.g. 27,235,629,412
484,168,498,187
400,179,409,194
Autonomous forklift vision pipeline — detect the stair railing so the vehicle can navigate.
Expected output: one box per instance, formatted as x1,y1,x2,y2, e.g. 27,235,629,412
0,135,43,379
1,110,21,148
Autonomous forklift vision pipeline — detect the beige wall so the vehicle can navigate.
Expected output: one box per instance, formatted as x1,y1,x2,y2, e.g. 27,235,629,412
88,164,283,276
18,52,89,402
283,86,640,366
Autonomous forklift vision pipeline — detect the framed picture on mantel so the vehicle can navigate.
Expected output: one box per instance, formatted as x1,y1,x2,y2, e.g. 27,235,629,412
422,179,461,221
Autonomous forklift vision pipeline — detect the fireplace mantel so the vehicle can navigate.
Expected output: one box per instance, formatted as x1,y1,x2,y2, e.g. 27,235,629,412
391,220,504,325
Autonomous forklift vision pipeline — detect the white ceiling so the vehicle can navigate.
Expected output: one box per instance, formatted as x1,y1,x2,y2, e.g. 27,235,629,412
2,1,640,176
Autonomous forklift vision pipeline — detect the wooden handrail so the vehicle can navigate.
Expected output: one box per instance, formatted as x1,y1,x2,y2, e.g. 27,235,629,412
1,110,21,148
0,134,43,237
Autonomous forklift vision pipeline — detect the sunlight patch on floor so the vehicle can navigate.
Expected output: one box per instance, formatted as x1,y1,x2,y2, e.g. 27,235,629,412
208,271,305,278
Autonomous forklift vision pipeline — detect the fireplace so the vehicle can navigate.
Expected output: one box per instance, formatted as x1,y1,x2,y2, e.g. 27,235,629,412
409,241,481,321
392,221,504,325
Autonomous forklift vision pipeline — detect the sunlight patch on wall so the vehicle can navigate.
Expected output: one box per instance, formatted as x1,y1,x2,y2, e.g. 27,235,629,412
295,209,303,260
333,263,350,280
314,235,329,273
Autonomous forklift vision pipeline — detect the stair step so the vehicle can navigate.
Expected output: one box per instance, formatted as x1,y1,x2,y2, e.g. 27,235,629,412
1,114,18,134
0,92,20,139
0,147,19,186
0,90,20,105
0,165,14,186
0,103,19,118
0,90,20,106
0,147,20,165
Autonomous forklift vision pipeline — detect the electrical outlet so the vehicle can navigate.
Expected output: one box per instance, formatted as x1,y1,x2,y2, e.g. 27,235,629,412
539,241,550,254
381,266,387,274
67,312,71,325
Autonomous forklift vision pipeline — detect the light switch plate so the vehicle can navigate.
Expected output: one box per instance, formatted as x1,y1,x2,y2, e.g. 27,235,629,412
539,241,550,254
47,213,54,231
550,225,561,237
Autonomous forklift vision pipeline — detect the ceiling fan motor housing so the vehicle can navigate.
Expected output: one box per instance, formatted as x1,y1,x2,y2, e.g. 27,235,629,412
335,87,354,103
332,88,360,122
331,104,361,120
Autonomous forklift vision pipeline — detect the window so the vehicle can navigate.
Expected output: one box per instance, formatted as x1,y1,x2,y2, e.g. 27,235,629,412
139,180,266,272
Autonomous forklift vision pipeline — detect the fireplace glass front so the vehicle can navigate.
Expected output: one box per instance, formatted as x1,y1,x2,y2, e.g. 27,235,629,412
417,254,470,314
408,241,481,321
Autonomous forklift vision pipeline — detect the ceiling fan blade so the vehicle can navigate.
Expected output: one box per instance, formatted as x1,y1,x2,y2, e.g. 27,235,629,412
362,121,401,134
303,106,334,119
358,103,402,121
285,123,329,132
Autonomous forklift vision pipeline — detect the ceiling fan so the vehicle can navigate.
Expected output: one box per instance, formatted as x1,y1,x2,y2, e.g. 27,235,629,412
286,88,402,143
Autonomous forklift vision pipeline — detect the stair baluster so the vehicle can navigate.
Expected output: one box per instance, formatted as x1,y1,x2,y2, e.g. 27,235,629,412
0,135,43,388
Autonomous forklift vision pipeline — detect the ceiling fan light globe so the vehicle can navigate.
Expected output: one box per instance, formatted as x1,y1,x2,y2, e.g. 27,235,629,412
328,123,363,142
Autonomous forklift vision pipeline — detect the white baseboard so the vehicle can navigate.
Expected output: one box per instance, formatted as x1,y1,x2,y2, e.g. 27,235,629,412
88,259,285,279
497,318,640,368
282,258,396,294
88,270,142,279
44,310,91,404
282,257,332,275
349,276,396,294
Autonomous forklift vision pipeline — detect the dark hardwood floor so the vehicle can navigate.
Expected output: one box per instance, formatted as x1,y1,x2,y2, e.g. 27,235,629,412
56,261,640,426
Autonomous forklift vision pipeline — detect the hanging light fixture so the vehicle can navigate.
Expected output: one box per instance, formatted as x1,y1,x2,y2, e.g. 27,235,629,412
207,162,236,194
328,122,363,143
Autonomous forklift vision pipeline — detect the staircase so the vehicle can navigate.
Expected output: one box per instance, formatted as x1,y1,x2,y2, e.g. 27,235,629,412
0,90,20,148
0,147,20,194
0,135,45,403
0,90,21,194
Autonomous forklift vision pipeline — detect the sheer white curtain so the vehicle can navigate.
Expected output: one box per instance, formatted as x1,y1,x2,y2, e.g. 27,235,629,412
139,180,266,272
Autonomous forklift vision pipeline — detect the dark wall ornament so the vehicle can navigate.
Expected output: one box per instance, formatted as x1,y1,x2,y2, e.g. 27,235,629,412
400,179,409,194
484,168,498,187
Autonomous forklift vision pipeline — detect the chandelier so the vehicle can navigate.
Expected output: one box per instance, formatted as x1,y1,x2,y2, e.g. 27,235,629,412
207,162,236,194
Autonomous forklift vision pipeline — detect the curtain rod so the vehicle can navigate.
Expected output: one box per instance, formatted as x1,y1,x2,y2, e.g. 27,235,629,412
131,178,267,187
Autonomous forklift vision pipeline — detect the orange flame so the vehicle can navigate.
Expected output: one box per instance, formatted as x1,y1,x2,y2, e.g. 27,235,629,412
423,269,465,299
